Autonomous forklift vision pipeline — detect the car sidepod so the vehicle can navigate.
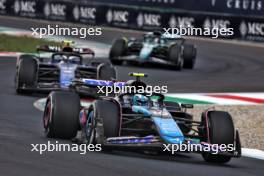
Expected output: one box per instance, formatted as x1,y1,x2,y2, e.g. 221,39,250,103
139,42,159,61
152,116,184,144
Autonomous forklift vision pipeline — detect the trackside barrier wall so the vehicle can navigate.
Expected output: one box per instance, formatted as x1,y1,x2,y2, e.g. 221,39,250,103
0,0,264,41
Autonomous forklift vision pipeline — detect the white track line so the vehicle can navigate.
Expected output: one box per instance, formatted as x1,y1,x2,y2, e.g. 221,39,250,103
242,148,264,160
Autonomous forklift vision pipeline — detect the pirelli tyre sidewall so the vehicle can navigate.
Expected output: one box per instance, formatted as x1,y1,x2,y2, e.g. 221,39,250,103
43,91,80,139
200,111,235,163
168,44,183,70
16,55,38,93
109,38,127,65
97,63,117,80
183,44,197,69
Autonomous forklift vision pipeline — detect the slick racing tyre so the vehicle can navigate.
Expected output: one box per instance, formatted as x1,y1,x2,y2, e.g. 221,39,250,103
109,38,127,65
43,91,80,139
200,111,235,163
183,44,197,69
97,63,117,80
168,44,183,70
16,55,38,94
91,100,120,149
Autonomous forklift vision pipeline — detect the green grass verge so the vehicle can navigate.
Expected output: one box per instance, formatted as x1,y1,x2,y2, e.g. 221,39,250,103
152,96,214,104
0,34,59,53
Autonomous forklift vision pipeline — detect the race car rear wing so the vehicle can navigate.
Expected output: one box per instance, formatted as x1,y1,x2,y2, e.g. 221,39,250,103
36,45,95,56
70,78,126,98
76,78,125,88
80,72,147,88
71,73,149,97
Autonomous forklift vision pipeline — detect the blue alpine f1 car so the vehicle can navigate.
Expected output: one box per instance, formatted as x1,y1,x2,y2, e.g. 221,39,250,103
109,31,197,70
43,73,241,163
15,41,116,93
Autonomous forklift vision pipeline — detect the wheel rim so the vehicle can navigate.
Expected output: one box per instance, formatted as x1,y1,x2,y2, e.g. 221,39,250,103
179,58,184,68
15,67,22,90
43,101,51,129
85,112,95,144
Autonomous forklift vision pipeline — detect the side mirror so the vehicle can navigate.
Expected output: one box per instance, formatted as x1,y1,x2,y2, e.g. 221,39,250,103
181,104,193,109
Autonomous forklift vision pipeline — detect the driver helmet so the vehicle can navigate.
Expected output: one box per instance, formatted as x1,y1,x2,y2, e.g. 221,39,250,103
132,94,148,106
62,40,74,52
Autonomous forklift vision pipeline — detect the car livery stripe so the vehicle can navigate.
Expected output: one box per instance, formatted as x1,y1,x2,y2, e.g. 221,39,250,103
152,117,184,144
107,136,157,144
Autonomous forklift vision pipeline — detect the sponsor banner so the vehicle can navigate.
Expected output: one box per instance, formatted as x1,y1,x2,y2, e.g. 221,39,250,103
91,0,264,17
239,19,264,41
104,7,136,28
72,3,97,25
2,0,264,41
0,0,8,14
165,13,236,39
136,11,163,30
42,1,69,21
15,0,39,17
9,0,38,17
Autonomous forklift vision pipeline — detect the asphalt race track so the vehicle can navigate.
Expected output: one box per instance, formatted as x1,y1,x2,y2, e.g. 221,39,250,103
0,16,263,176
1,16,264,93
